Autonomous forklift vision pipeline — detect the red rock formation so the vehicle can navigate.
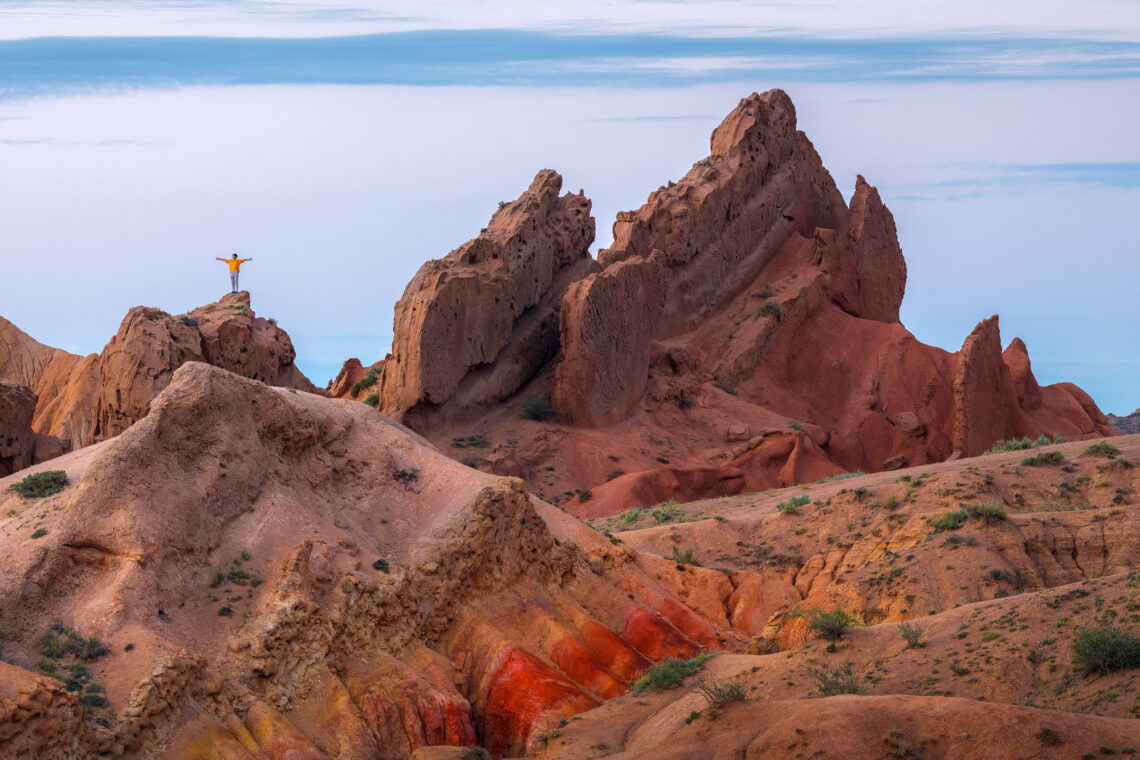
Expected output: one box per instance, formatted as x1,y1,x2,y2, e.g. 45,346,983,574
827,175,907,323
0,384,69,477
951,316,1034,457
0,384,40,477
380,170,598,430
0,292,318,454
344,89,1116,512
554,90,849,427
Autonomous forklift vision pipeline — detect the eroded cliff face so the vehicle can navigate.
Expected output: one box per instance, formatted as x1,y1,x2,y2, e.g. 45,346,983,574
0,383,68,477
0,292,318,456
352,89,1115,508
0,363,736,759
380,169,598,431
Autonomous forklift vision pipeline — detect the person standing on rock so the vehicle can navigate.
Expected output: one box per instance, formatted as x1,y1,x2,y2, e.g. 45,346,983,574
216,253,252,294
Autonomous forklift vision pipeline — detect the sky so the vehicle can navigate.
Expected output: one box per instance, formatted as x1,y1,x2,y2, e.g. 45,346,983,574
0,1,1137,414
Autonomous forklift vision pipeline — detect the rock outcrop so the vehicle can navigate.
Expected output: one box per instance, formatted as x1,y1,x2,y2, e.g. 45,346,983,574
0,383,68,477
0,292,318,458
379,170,598,430
1108,409,1140,434
345,89,1116,510
0,363,739,758
950,316,1033,457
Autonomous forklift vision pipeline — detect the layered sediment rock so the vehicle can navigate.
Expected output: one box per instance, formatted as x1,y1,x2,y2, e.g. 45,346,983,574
0,363,739,758
380,170,598,430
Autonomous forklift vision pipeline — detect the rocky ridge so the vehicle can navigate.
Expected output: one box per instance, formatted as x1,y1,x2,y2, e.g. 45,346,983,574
1108,409,1140,435
0,363,737,759
0,292,318,458
379,169,598,432
337,89,1116,510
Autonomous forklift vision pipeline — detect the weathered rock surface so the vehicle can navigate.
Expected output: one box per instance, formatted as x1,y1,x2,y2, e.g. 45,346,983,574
0,383,68,477
0,292,318,458
380,170,598,431
0,363,741,758
1108,408,1140,434
355,89,1117,509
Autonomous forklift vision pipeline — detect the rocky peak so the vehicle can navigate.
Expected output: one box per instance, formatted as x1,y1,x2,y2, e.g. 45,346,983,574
951,315,1031,457
380,169,598,429
554,89,850,426
0,293,318,459
826,175,907,323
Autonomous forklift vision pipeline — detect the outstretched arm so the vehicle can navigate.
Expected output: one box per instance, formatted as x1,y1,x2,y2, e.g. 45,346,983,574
215,257,224,261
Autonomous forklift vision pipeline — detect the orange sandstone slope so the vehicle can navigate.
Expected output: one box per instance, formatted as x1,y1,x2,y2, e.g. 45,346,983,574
0,362,743,759
335,89,1115,512
0,292,318,457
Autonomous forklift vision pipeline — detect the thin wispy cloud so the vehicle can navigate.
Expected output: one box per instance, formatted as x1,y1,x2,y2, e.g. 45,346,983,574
3,0,1139,41
930,162,1140,190
1,31,1139,100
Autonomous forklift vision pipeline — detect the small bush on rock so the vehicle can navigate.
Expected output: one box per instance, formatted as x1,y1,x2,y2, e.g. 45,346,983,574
11,470,68,498
631,654,710,694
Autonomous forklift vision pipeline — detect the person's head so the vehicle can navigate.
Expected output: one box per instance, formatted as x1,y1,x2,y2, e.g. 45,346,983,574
231,253,238,259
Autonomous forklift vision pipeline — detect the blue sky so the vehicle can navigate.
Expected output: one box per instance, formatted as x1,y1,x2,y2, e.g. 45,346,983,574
0,2,1137,414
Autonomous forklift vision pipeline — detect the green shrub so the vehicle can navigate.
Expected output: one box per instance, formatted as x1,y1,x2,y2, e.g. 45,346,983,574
1082,442,1121,459
31,528,47,539
777,494,810,515
11,470,68,498
521,395,557,421
652,501,681,524
618,507,645,524
695,676,747,709
631,654,709,694
363,392,380,407
78,692,109,708
967,502,1007,522
899,621,926,649
808,609,857,641
820,471,865,482
987,434,1065,454
350,366,383,398
452,434,490,449
179,315,199,327
372,558,390,573
1072,627,1140,675
392,467,419,488
670,546,702,567
1021,451,1065,467
807,661,863,696
928,510,967,532
789,420,803,431
757,300,784,322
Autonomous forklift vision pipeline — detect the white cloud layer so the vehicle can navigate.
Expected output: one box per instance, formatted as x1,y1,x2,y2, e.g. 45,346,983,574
2,0,1139,40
